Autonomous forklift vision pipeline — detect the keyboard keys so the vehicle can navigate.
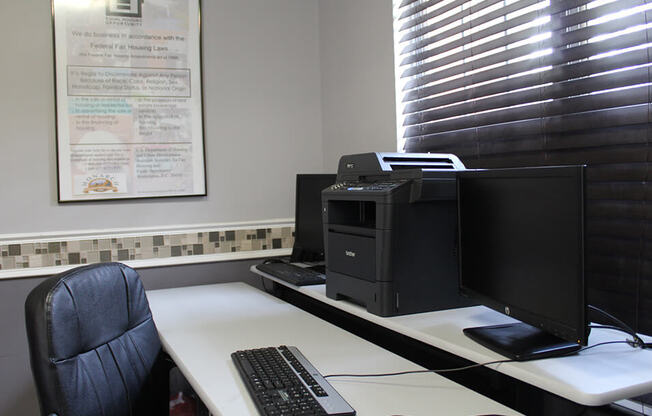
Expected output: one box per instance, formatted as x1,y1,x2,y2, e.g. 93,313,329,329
232,346,355,416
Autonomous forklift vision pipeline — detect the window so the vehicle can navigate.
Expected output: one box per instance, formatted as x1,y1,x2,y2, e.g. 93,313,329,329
394,0,652,333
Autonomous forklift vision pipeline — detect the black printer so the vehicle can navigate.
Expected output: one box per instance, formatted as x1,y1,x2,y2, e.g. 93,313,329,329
322,152,475,316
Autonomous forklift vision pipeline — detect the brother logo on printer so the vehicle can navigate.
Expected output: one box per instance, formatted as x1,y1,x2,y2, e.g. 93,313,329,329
345,250,356,257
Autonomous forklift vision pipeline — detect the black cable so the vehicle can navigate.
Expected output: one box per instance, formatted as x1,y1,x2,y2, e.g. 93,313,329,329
574,340,632,353
588,305,649,348
323,359,513,379
589,324,625,332
589,305,638,337
323,340,636,380
587,323,645,347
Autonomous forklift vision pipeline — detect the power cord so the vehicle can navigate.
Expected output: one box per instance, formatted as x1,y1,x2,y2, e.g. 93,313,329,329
323,340,637,379
323,358,513,379
588,305,651,349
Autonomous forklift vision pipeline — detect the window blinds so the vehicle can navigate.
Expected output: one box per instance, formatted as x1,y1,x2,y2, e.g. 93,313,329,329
395,0,652,333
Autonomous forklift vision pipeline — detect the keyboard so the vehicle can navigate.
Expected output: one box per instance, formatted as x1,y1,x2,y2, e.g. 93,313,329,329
256,263,326,286
307,264,326,274
232,345,356,416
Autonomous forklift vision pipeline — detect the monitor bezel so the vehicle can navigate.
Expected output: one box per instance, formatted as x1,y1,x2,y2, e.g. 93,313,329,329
457,165,589,346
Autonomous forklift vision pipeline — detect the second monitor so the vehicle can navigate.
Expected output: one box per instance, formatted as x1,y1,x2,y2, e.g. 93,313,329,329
457,166,588,360
290,174,337,264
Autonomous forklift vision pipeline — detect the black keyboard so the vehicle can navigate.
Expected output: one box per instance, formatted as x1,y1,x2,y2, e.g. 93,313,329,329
232,346,355,416
307,264,326,274
256,263,326,286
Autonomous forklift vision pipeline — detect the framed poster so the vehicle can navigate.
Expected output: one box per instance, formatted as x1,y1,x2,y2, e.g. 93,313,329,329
53,0,206,201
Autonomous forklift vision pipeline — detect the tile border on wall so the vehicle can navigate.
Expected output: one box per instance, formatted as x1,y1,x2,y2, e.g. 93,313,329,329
0,219,294,279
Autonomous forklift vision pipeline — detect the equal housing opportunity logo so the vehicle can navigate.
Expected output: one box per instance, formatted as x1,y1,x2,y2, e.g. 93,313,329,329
106,0,143,18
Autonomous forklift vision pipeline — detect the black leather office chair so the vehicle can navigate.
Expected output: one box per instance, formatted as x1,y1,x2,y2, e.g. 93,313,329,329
25,262,170,416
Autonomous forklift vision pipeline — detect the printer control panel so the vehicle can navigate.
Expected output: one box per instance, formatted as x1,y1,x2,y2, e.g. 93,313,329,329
327,181,407,192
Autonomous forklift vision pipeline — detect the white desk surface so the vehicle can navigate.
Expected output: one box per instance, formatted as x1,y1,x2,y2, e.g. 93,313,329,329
252,265,652,407
147,282,520,416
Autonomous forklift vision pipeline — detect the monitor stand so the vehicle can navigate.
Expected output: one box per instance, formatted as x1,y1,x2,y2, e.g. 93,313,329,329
463,322,581,361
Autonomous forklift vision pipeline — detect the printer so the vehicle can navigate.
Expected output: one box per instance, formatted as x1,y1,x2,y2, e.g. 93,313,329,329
322,152,475,316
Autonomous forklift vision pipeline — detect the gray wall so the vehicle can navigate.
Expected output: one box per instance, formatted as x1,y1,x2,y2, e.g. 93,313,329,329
0,0,397,233
0,0,323,235
0,0,397,414
319,0,397,171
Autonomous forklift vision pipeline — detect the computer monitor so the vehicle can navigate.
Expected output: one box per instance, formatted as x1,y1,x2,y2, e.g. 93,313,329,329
457,166,588,361
290,174,337,263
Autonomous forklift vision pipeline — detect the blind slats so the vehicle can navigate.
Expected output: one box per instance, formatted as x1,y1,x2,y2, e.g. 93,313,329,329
397,0,601,46
399,0,537,50
401,18,648,80
400,25,549,78
404,87,649,137
546,126,650,150
399,0,479,37
398,0,421,9
400,8,549,66
402,30,649,100
403,104,650,150
589,182,650,201
551,0,647,32
403,51,650,114
399,0,518,33
549,12,648,50
400,0,646,67
587,160,652,180
402,54,546,101
403,66,649,126
590,199,652,218
399,0,440,20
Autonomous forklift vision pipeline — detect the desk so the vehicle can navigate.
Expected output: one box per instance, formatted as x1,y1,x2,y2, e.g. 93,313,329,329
252,266,652,409
147,282,520,416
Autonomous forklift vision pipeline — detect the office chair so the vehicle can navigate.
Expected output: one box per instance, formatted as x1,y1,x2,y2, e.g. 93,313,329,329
25,262,170,416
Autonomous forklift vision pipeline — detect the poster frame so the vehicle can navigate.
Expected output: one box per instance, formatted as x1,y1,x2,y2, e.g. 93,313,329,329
52,0,207,203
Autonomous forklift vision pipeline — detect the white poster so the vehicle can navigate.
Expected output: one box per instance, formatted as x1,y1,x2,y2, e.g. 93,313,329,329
53,0,206,201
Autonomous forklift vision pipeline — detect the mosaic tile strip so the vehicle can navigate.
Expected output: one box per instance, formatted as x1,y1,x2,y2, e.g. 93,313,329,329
0,226,294,271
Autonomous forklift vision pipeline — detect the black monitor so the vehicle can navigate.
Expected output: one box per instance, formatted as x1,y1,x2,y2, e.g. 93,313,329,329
457,166,588,361
290,174,337,263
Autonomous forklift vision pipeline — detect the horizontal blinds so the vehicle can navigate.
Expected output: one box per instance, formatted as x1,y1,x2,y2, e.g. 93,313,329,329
394,0,652,333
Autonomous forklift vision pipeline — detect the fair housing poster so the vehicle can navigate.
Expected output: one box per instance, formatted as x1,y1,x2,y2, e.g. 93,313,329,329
53,0,205,201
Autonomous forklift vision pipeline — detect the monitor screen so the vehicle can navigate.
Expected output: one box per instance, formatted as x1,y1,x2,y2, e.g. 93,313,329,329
291,174,337,263
457,166,587,359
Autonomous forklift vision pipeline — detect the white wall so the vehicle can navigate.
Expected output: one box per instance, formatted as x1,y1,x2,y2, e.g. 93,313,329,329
319,0,397,172
0,0,324,235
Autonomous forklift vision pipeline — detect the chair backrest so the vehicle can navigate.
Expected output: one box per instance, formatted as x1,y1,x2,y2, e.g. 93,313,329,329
25,262,162,416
